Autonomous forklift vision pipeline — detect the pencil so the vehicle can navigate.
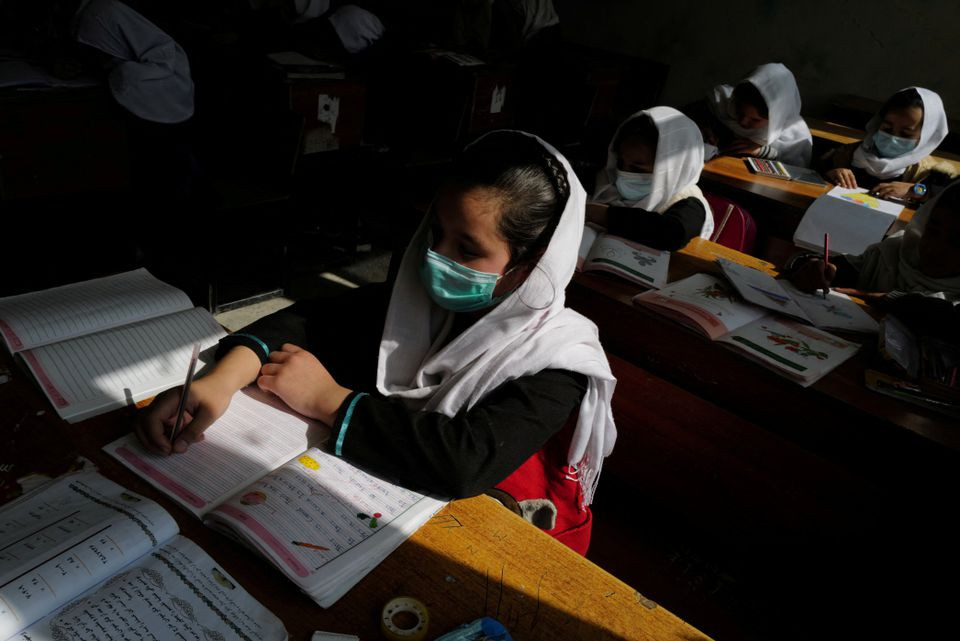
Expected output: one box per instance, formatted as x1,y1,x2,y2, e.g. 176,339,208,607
292,541,330,551
822,232,830,299
169,343,201,453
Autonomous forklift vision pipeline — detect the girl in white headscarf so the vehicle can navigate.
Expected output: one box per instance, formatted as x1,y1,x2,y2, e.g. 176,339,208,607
787,181,960,308
825,88,958,201
703,62,812,167
137,130,617,555
587,106,713,249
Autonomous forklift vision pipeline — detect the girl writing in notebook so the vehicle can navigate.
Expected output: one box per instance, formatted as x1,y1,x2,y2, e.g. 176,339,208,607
786,181,960,330
823,87,958,199
586,106,713,250
691,62,812,167
136,130,617,555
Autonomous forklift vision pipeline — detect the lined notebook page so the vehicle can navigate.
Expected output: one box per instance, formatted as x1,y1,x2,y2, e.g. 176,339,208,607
0,269,192,353
104,388,327,517
22,307,226,423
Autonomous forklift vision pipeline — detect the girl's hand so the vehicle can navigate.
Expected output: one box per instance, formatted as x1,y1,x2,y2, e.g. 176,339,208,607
135,376,234,455
790,258,838,294
722,138,762,156
826,168,858,189
871,182,912,200
257,344,352,425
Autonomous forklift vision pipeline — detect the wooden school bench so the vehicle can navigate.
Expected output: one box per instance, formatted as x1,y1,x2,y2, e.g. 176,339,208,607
0,347,713,641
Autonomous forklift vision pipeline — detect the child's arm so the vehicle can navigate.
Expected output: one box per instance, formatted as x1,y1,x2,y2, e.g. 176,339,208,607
784,253,858,293
604,198,706,251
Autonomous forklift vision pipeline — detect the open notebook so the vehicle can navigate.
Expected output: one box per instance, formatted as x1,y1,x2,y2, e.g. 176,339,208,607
0,269,225,422
577,224,669,289
794,187,903,255
104,387,446,608
0,471,286,641
634,273,860,386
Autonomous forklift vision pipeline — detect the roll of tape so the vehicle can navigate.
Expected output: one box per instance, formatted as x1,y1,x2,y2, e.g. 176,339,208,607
380,596,429,641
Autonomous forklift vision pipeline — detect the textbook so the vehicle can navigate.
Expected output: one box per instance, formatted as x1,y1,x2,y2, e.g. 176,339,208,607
266,51,346,79
577,224,669,289
633,273,860,386
794,186,903,255
716,259,879,334
744,157,828,186
104,387,447,608
0,471,287,641
0,269,226,423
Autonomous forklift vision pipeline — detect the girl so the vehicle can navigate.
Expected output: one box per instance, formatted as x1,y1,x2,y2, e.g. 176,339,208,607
701,62,812,167
824,87,957,199
787,181,960,331
136,130,617,555
587,106,714,250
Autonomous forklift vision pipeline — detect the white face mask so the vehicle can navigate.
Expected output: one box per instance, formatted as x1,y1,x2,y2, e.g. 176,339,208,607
615,169,653,202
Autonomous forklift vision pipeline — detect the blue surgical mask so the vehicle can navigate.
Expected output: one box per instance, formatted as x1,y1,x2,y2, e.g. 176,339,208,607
419,245,511,312
873,130,919,158
615,169,654,202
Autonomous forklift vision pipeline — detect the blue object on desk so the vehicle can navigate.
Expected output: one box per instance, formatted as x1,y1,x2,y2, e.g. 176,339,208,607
435,617,513,641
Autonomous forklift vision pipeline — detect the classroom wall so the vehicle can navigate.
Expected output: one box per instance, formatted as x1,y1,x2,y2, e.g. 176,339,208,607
554,0,960,121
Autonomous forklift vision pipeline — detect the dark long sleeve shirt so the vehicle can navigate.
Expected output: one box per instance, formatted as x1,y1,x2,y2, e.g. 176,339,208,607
606,197,706,251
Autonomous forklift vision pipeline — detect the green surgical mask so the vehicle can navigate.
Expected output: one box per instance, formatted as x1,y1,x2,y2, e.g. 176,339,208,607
419,245,512,312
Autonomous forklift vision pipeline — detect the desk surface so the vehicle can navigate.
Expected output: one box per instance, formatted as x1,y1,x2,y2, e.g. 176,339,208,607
1,351,711,641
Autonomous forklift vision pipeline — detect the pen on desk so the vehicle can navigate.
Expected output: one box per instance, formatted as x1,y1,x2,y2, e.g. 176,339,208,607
822,232,830,299
169,343,201,453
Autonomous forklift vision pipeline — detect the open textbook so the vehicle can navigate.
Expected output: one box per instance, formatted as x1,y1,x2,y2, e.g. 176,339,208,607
577,224,669,289
716,259,879,333
0,269,225,422
0,471,286,641
104,387,446,608
794,186,903,255
634,274,860,386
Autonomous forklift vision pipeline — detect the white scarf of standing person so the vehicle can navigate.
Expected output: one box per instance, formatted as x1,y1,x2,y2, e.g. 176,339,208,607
592,106,715,240
377,131,617,506
846,182,960,301
73,0,194,124
708,62,812,167
851,87,949,181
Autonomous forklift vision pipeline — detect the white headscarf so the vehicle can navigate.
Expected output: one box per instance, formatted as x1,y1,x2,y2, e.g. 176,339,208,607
708,63,812,167
852,87,949,181
74,0,194,124
377,131,617,505
593,107,714,239
847,182,960,300
328,5,385,54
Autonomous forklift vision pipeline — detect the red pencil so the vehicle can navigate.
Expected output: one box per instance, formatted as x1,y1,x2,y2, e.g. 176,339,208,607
822,232,830,299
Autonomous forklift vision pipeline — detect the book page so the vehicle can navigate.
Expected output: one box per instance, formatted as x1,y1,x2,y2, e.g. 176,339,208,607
779,281,879,334
577,224,601,271
10,536,287,641
717,259,812,322
794,187,902,255
0,472,178,638
584,234,669,289
21,307,226,423
204,447,444,600
633,274,767,340
717,316,860,386
0,269,192,353
105,387,327,518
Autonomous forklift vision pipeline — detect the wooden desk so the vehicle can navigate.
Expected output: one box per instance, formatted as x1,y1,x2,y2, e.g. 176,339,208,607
1,351,711,641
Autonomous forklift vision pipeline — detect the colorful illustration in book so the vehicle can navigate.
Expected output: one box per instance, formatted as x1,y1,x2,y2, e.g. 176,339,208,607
298,455,320,470
748,284,790,306
357,512,382,528
240,490,267,506
697,282,736,303
631,250,656,267
763,327,828,359
820,303,853,319
839,192,881,208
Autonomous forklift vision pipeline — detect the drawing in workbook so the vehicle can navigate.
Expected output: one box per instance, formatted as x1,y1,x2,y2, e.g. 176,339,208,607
103,386,446,608
716,259,879,334
577,224,669,289
0,269,225,422
794,186,904,255
633,273,860,386
0,471,287,641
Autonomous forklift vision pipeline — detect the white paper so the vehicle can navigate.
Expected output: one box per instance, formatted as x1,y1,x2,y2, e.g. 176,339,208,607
780,281,879,334
717,259,811,322
794,187,903,255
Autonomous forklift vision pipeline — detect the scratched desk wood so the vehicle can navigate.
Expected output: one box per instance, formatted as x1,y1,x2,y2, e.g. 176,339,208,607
0,351,711,641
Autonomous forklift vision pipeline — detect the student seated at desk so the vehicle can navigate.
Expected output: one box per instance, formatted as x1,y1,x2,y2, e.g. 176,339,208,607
786,181,960,325
586,107,713,250
691,62,812,167
823,87,958,200
136,130,617,555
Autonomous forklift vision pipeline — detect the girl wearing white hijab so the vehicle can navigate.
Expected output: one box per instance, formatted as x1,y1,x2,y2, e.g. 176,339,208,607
588,107,714,249
787,181,960,308
137,130,617,555
73,0,194,124
704,62,812,167
825,87,958,201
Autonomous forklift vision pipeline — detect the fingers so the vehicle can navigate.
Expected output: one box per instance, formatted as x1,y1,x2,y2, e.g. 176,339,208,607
268,350,291,363
257,374,277,395
842,169,857,189
260,363,281,376
281,343,303,353
172,403,217,453
134,388,181,455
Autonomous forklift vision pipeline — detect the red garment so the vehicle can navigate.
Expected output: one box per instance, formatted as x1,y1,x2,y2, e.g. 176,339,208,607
494,417,592,556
